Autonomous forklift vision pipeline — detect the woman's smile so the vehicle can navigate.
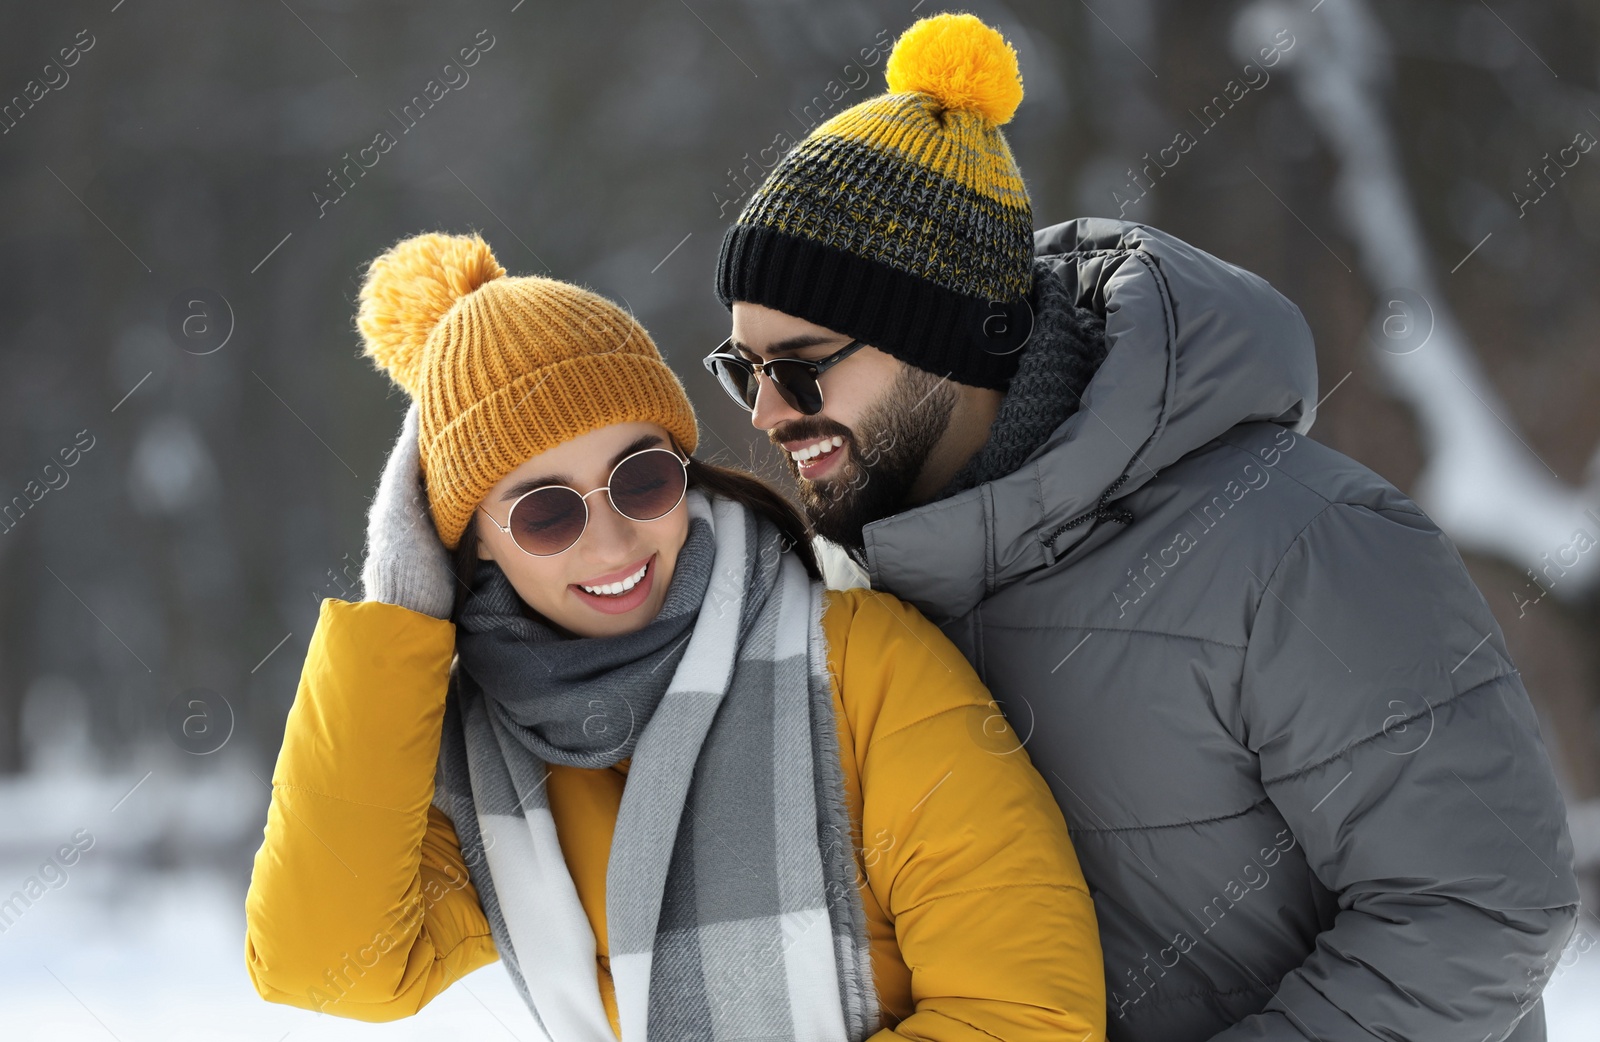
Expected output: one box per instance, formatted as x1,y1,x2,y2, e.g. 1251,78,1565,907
570,552,657,615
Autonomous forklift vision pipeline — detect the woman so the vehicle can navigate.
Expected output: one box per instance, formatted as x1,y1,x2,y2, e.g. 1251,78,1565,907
242,231,1105,1041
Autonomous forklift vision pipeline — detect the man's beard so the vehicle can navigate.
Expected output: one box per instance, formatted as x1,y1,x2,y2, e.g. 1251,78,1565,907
770,366,958,555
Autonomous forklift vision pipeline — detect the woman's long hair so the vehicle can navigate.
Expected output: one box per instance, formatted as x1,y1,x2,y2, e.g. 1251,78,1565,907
448,454,820,624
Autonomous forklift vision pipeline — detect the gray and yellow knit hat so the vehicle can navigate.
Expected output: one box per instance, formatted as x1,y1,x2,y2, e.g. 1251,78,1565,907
715,12,1034,389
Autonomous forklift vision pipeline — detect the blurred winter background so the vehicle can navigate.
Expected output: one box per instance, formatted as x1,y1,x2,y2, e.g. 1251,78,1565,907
2,0,1600,1037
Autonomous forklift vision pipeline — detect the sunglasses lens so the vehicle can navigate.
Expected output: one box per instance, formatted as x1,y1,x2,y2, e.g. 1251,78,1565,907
508,487,587,556
710,357,759,411
768,361,823,415
609,450,687,521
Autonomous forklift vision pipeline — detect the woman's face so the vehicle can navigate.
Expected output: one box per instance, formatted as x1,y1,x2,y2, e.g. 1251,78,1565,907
473,421,691,639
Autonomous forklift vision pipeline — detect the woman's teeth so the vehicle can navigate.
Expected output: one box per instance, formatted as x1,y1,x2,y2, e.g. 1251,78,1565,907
579,562,648,596
791,435,845,463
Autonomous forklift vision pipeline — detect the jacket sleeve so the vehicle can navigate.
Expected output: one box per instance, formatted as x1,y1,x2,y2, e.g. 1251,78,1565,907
1213,502,1580,1042
244,597,498,1020
830,589,1107,1042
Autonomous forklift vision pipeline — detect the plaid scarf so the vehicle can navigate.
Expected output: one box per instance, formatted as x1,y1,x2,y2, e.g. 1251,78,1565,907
433,490,878,1041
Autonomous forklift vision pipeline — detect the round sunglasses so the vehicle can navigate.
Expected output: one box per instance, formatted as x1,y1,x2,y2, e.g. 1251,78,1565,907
701,336,865,416
477,446,689,557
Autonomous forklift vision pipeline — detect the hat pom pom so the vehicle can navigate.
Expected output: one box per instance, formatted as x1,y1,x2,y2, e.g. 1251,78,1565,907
885,12,1024,125
357,231,506,397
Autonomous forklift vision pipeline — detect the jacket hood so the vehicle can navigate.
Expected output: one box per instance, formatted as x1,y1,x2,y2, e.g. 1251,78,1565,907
862,217,1319,621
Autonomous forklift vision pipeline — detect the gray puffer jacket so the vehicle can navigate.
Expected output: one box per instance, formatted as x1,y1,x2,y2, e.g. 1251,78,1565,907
852,218,1580,1042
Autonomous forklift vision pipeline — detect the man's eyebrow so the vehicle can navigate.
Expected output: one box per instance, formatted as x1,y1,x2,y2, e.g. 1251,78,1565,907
498,433,666,502
729,334,845,359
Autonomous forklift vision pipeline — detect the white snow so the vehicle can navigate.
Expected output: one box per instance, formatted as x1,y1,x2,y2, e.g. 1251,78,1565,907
0,763,1596,1038
0,862,536,1041
1230,0,1600,598
0,846,1593,1039
0,756,539,1041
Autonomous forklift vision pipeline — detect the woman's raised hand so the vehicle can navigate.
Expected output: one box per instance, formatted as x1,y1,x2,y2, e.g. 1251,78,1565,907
360,402,457,620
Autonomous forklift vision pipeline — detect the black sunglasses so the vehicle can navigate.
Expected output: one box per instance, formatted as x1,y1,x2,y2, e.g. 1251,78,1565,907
701,336,865,416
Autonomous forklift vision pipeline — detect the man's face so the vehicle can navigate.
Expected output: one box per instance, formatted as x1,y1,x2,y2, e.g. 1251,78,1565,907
729,302,958,553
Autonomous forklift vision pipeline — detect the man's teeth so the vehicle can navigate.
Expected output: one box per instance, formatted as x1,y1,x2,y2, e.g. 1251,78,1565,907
579,562,648,596
791,435,845,463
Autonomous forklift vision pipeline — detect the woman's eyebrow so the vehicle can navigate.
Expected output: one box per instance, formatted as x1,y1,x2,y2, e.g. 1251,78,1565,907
498,434,665,501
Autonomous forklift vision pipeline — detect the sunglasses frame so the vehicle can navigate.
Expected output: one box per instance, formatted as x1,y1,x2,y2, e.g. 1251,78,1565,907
701,336,865,416
477,445,690,558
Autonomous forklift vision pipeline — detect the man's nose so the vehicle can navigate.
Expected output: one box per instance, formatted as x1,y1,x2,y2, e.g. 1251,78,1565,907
749,373,803,431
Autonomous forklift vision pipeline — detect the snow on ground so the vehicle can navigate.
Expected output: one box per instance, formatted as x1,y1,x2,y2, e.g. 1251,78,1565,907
0,861,1595,1041
1548,948,1600,1042
0,863,536,1041
0,762,1596,1040
0,759,542,1041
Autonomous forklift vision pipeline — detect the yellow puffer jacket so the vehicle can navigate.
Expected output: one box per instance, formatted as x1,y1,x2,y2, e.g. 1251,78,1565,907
244,587,1106,1041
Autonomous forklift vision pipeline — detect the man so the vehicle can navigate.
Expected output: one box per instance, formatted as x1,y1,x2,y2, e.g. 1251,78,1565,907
705,12,1580,1042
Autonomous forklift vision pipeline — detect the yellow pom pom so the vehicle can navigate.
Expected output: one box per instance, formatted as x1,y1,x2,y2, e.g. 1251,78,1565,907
885,12,1024,125
356,231,506,397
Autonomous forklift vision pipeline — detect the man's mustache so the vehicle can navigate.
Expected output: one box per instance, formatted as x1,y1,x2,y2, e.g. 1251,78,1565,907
768,418,855,453
767,419,859,484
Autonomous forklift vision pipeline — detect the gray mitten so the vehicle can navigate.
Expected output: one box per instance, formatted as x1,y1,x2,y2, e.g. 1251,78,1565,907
360,402,457,619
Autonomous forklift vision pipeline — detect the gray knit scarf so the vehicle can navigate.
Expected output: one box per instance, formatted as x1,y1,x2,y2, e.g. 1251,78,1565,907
432,489,878,1042
937,258,1109,499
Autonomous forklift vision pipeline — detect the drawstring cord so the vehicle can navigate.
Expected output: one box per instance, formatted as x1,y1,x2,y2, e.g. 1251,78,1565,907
1040,474,1134,551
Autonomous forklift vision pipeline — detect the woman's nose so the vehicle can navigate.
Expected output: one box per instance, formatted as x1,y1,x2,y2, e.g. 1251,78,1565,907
579,487,637,549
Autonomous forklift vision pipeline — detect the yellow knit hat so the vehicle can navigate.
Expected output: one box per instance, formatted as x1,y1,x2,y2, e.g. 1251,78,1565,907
355,231,699,550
